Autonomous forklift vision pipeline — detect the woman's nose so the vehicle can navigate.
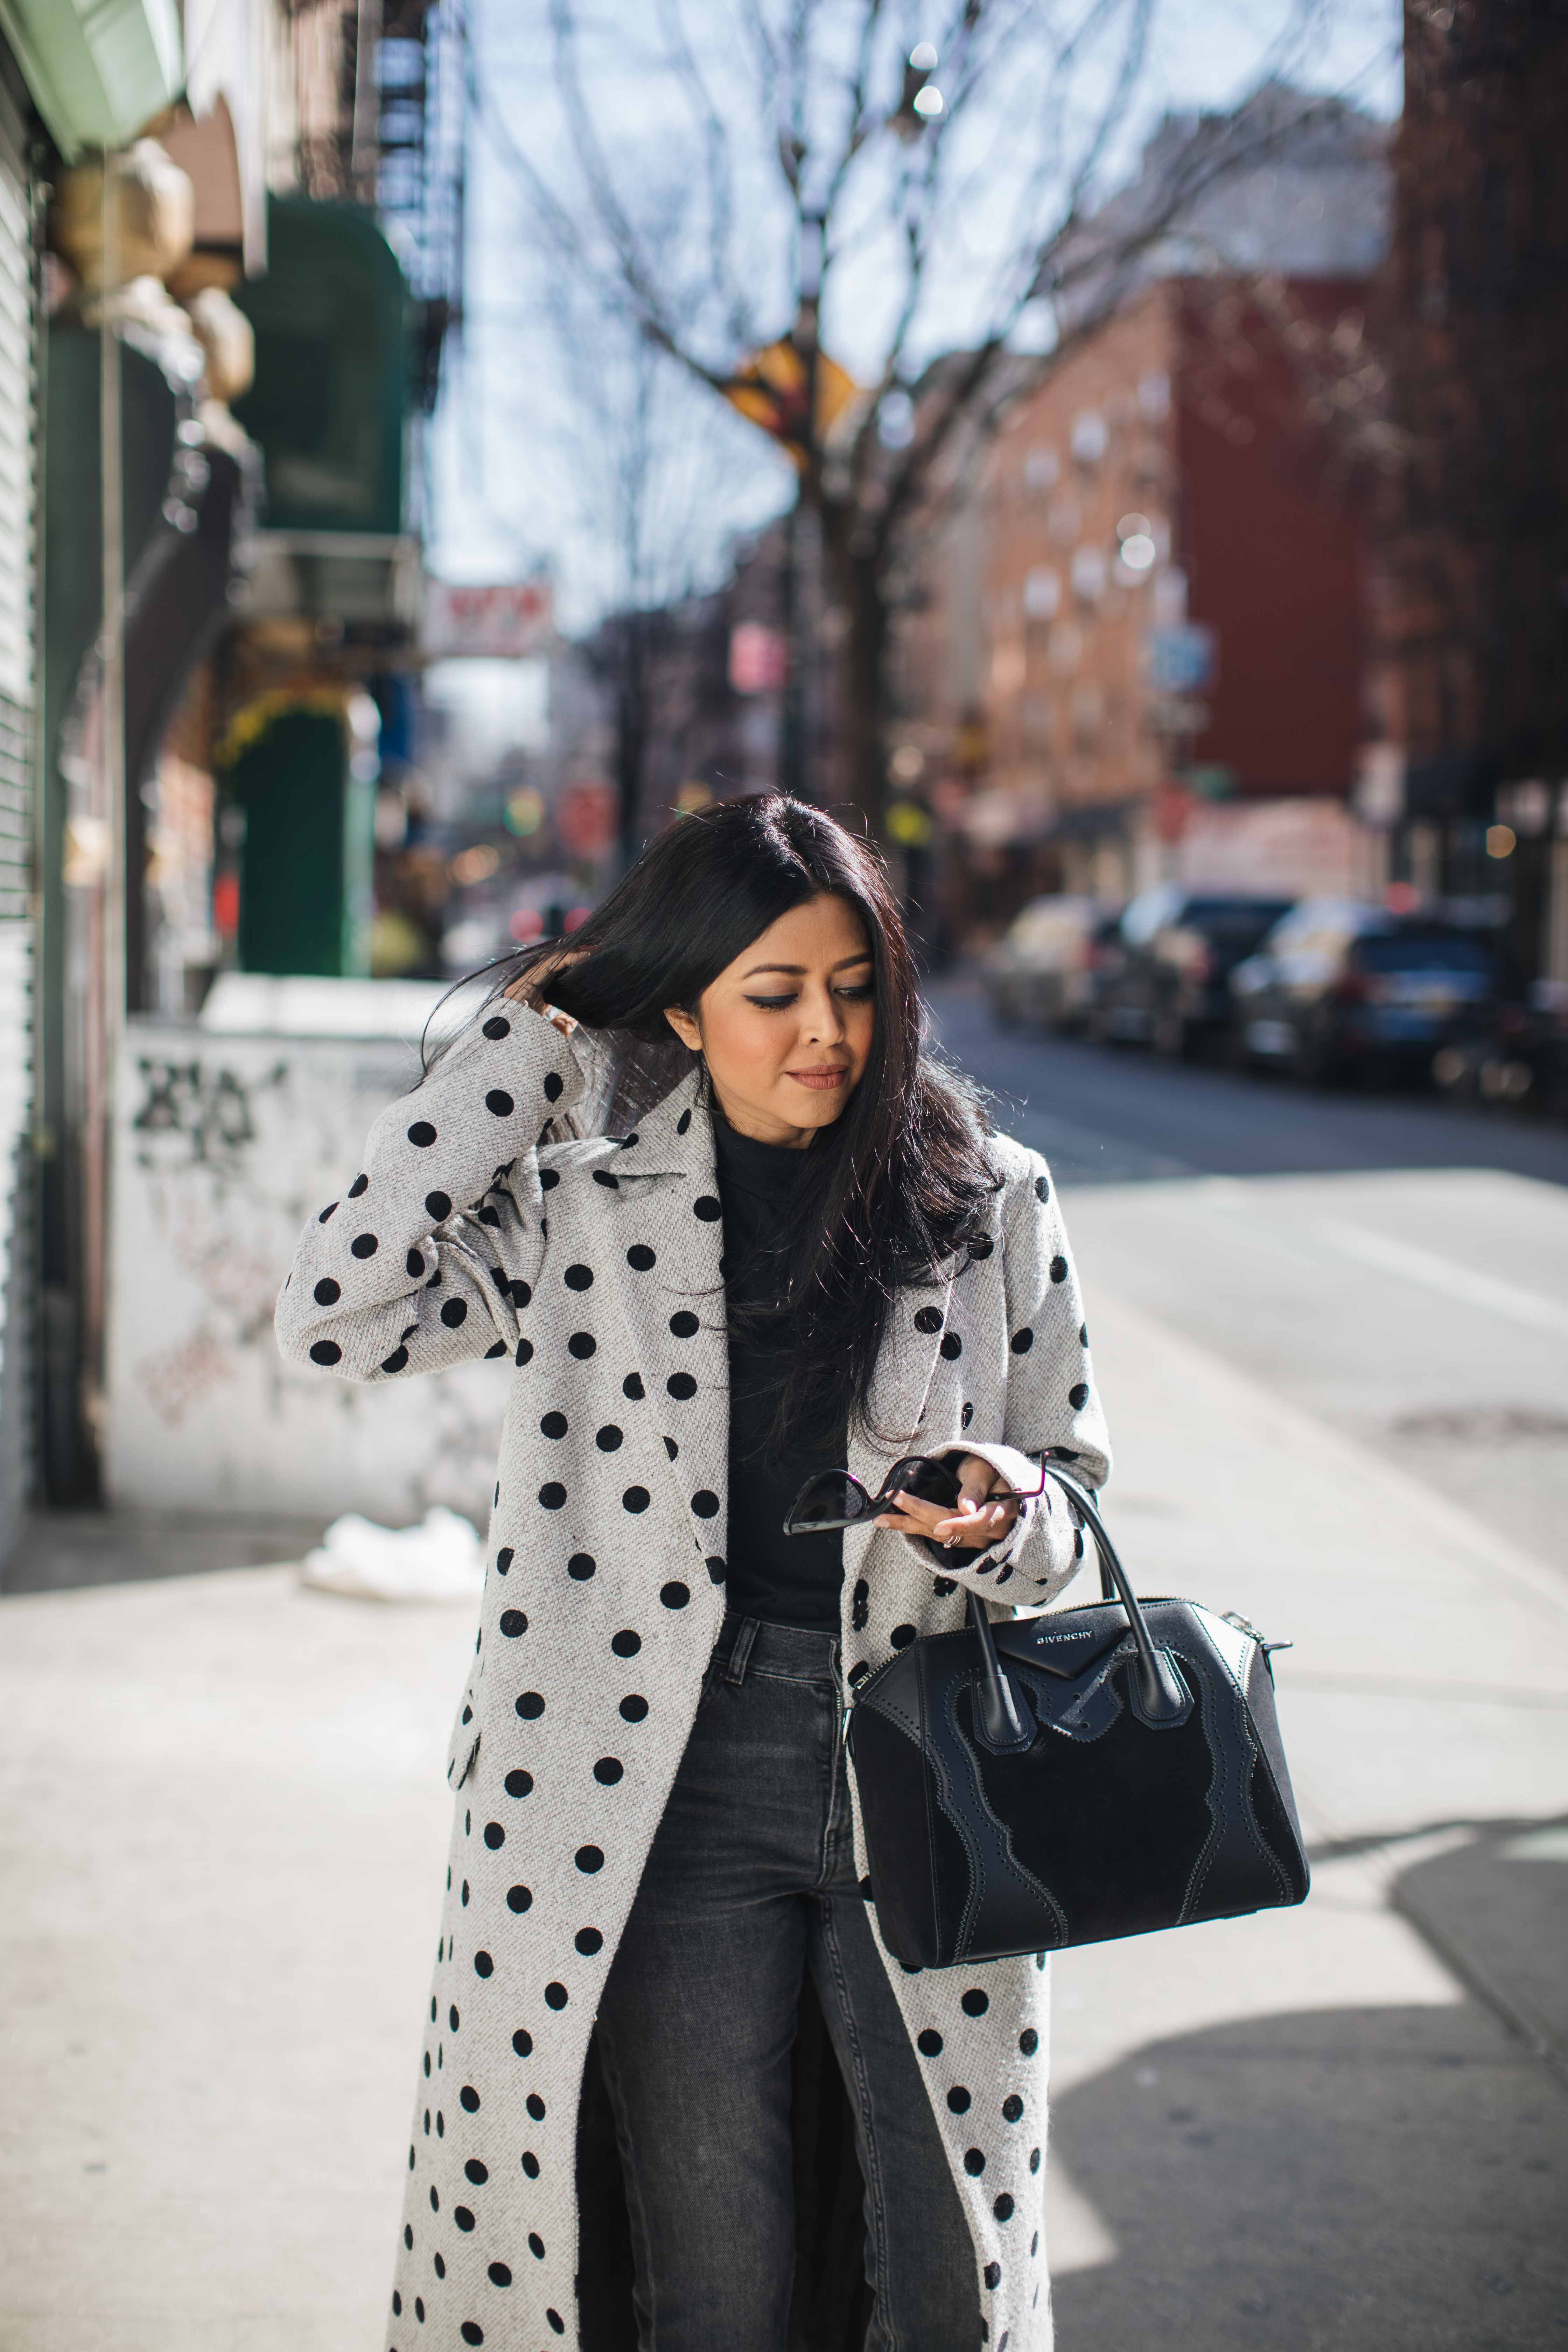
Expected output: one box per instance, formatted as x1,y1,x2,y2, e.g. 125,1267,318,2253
799,986,845,1043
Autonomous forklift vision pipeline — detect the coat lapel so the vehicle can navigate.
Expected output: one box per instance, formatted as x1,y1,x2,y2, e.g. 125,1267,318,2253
600,1066,732,1569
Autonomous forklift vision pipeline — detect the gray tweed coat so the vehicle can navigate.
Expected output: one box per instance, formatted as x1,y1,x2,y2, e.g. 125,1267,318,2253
275,1001,1110,2352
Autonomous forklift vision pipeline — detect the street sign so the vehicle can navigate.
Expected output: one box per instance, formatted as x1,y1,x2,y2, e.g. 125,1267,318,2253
422,578,553,659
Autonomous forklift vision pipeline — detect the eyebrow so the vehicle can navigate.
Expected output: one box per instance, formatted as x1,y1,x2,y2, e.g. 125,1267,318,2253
741,952,875,979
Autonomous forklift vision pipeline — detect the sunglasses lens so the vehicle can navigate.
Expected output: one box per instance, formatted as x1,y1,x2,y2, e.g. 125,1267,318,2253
786,1472,868,1532
887,1455,962,1508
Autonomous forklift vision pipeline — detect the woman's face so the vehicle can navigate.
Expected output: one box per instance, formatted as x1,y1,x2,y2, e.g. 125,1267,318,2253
663,892,876,1146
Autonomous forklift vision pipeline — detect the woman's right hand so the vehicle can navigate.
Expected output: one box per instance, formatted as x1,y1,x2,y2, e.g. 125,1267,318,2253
506,944,588,1027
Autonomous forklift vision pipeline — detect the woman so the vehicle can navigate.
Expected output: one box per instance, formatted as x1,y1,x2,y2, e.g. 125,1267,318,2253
276,794,1109,2352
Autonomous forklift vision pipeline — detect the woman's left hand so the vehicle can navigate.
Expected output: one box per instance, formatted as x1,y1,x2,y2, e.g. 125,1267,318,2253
873,1455,1021,1552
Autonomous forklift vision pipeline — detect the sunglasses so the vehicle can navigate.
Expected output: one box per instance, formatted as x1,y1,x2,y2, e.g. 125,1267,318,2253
783,1451,1048,1536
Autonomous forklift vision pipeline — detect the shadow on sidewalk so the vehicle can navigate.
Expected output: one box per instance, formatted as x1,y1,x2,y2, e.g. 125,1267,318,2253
1,1508,329,1596
1050,1821,1568,2352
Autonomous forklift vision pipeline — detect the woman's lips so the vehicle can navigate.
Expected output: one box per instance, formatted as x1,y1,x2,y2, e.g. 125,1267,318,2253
787,1066,850,1090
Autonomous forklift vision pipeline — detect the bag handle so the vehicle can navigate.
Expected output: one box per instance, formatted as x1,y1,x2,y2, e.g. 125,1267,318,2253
967,1462,1188,1749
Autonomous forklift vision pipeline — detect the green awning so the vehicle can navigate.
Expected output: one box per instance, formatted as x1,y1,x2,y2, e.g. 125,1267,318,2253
0,0,182,160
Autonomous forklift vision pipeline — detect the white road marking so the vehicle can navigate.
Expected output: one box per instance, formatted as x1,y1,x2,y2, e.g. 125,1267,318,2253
1315,1218,1568,1339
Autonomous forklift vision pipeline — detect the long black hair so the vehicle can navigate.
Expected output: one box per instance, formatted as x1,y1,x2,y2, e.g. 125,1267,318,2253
439,794,1000,1448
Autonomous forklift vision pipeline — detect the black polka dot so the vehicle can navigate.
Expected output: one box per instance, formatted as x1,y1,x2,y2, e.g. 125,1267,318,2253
620,1694,648,1722
309,1340,342,1366
1029,2147,1041,2172
660,1581,690,1609
594,1757,623,1785
515,1338,533,1366
947,2085,972,2112
440,1298,468,1329
564,1263,593,1291
575,1927,604,1955
1035,1173,1050,1202
576,1845,604,1873
520,2149,539,2176
965,2148,986,2176
512,2028,533,2057
568,1332,596,1359
1069,1382,1089,1410
567,1552,596,1580
406,1247,426,1278
970,1233,994,1258
595,1424,623,1450
541,1410,567,1438
666,1371,697,1400
422,1189,451,1220
693,1195,721,1222
543,1071,564,1102
461,2325,484,2346
529,2232,546,2259
380,1347,408,1374
496,1547,514,1574
940,1331,962,1359
408,1121,437,1147
540,1167,559,1190
611,1630,641,1658
623,1372,645,1399
527,2091,547,2120
351,1232,378,1260
1079,1322,1089,1347
1002,2094,1024,2122
983,2259,1001,2289
662,1434,679,1461
1050,1255,1069,1283
677,1108,692,1133
593,1169,618,1189
850,1579,870,1631
504,1768,533,1798
890,1623,917,1650
488,2262,512,2287
961,1988,990,2017
485,1090,514,1118
622,1485,650,1513
499,1609,527,1637
349,1174,369,1198
691,1489,719,1518
483,1821,505,1849
510,1279,532,1308
1019,2029,1039,2056
961,1401,974,1428
473,1952,493,1978
932,1575,956,1596
483,1016,510,1040
455,2205,476,2231
705,1554,726,1584
460,2084,481,2111
507,1885,532,1913
313,1278,340,1306
913,1306,943,1334
917,2029,943,2056
318,1202,338,1223
539,1481,566,1510
669,1311,699,1338
544,1982,568,2010
627,1245,656,1270
547,2314,564,2337
516,1692,545,1719
1010,1328,1034,1354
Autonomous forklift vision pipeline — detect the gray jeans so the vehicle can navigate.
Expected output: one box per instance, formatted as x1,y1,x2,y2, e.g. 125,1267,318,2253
595,1611,981,2352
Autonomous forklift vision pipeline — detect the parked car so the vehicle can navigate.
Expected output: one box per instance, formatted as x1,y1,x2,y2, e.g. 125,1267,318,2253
1230,900,1499,1085
981,896,1120,1031
1088,886,1297,1057
1432,978,1568,1118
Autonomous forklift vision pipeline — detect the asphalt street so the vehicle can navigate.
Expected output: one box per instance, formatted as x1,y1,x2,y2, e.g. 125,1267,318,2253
928,977,1568,1575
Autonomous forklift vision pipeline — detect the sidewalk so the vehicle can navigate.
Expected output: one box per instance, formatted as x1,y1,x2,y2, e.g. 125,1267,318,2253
2,1281,1566,2349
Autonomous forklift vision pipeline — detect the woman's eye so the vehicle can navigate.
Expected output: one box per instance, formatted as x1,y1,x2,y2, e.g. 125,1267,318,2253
746,994,796,1010
837,985,874,1001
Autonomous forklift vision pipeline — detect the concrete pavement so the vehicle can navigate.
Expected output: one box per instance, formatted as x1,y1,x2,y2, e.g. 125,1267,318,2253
3,1223,1567,2345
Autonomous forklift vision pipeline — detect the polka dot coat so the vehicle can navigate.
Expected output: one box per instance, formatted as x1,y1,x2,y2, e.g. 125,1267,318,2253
274,1005,1111,2352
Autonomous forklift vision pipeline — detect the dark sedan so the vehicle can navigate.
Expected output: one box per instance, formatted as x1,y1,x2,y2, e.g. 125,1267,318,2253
1230,900,1499,1085
1088,886,1296,1059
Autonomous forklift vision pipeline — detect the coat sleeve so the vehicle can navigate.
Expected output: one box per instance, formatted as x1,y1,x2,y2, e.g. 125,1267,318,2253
904,1145,1112,1605
274,1003,584,1384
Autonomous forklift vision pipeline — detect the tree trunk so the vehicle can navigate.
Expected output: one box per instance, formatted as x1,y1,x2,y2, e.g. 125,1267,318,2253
820,498,889,836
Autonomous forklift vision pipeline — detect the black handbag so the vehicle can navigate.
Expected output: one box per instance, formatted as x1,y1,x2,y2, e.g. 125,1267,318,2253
847,1465,1309,1968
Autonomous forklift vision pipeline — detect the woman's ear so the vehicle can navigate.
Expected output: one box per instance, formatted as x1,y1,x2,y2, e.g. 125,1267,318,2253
663,1005,701,1052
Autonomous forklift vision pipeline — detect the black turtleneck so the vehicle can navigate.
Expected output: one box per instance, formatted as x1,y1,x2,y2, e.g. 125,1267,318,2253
710,1101,847,1633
